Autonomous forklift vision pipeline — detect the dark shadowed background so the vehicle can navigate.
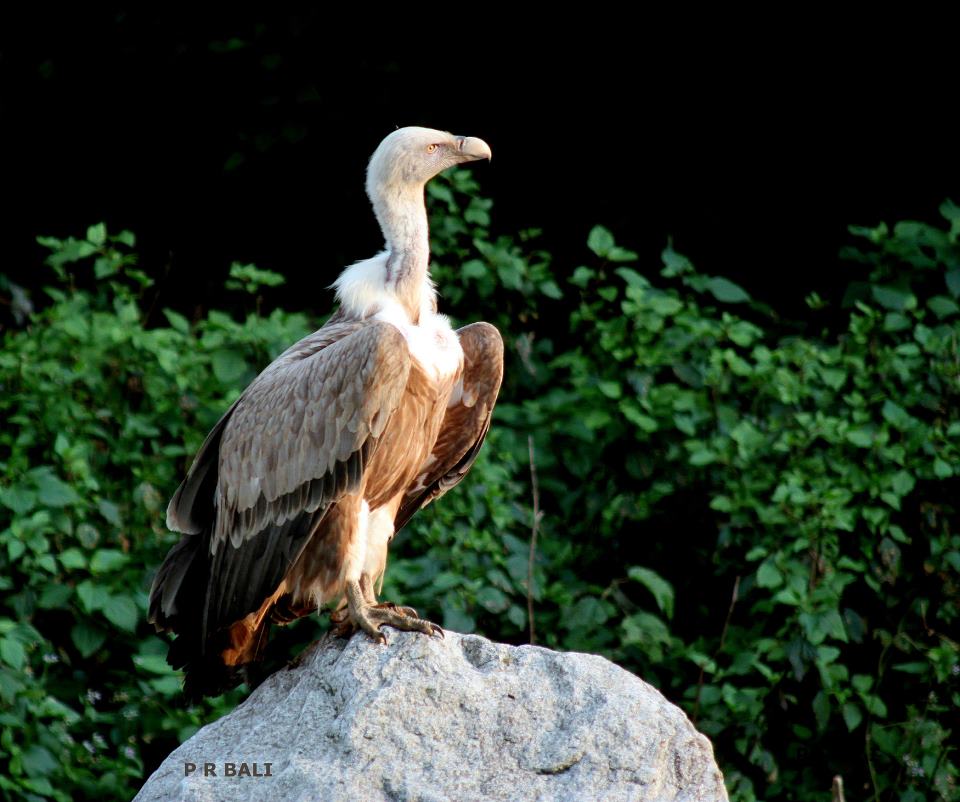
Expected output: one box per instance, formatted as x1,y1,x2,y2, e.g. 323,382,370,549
2,9,956,321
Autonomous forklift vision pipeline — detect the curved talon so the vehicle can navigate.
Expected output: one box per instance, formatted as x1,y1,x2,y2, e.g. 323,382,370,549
335,579,441,643
374,603,420,619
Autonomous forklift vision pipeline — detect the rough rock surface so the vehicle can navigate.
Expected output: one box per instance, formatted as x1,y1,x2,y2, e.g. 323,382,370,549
135,631,727,802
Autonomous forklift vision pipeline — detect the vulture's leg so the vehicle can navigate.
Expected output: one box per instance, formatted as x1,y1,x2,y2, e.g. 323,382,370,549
360,574,420,619
342,577,442,643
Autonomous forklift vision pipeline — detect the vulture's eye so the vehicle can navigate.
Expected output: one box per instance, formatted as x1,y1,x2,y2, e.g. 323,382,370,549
426,144,439,154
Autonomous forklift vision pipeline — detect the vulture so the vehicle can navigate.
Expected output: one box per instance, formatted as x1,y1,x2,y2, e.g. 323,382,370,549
148,127,502,699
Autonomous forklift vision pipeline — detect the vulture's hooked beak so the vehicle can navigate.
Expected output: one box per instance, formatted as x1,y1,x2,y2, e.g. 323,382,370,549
456,136,492,163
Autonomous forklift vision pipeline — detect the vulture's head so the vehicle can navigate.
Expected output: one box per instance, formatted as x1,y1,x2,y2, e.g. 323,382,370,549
366,126,491,200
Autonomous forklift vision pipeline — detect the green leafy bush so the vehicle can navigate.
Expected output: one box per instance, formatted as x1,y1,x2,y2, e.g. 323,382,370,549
422,181,960,801
0,227,310,799
1,181,957,801
525,214,960,801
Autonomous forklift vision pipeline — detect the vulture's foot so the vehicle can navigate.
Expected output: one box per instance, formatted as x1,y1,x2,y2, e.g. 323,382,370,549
335,579,443,644
373,600,421,619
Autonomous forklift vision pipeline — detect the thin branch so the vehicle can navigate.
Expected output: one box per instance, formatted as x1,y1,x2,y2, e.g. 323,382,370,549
718,575,740,652
926,745,948,796
693,575,740,724
865,720,881,802
527,435,543,645
831,775,846,802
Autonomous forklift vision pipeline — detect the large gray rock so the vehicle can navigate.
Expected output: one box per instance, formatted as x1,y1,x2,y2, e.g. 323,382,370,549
135,631,727,802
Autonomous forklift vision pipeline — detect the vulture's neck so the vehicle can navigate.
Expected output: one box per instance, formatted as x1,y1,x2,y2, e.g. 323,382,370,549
373,184,430,322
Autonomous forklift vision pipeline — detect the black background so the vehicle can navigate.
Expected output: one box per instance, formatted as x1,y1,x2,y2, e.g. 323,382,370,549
2,10,957,322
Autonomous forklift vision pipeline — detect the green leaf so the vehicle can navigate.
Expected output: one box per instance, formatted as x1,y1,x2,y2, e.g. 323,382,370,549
842,703,863,731
851,674,872,693
495,260,524,291
86,222,107,246
648,294,684,316
21,745,58,779
76,523,100,548
881,400,915,431
628,567,675,619
476,586,510,614
539,280,563,299
705,277,751,303
58,548,87,570
570,266,594,287
688,448,717,466
7,540,25,561
163,308,191,334
927,295,959,319
615,267,648,289
597,380,622,399
38,583,72,609
442,607,475,633
933,458,953,478
660,242,693,277
608,245,639,262
427,181,453,204
102,594,139,632
227,262,286,290
818,367,847,389
90,549,129,574
587,225,615,257
70,623,106,658
20,778,56,796
151,675,183,695
211,349,248,384
845,427,874,447
94,256,120,279
891,662,928,675
133,653,176,675
76,580,110,613
566,596,609,630
871,284,916,311
97,499,122,527
863,695,887,718
461,260,487,280
710,495,733,512
35,471,80,507
464,205,490,226
757,561,784,589
883,312,911,331
848,222,888,243
889,470,915,498
620,402,658,432
812,690,831,732
0,638,26,670
945,269,960,298
941,197,960,223
0,486,36,515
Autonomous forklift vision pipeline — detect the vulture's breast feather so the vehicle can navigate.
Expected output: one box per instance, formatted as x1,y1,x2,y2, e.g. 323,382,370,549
374,303,464,383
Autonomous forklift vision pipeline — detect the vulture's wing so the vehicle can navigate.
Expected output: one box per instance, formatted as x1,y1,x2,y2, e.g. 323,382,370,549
394,322,503,531
151,319,411,648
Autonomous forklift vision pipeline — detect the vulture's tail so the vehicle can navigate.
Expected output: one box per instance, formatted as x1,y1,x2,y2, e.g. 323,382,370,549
148,532,260,701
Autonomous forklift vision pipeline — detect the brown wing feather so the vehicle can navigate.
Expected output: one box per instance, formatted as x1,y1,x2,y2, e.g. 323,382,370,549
394,322,503,531
149,319,411,694
164,320,365,536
